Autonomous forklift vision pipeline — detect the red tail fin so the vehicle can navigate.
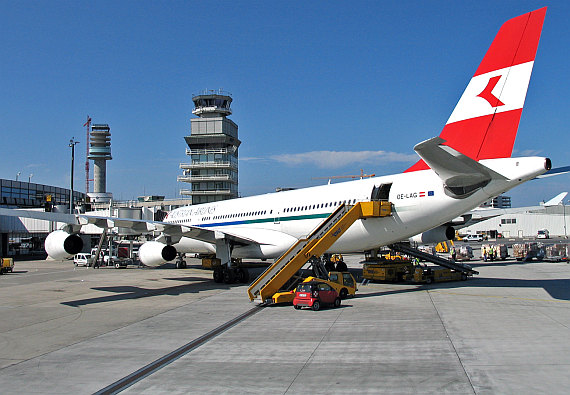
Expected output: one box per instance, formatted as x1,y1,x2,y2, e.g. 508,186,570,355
406,7,547,172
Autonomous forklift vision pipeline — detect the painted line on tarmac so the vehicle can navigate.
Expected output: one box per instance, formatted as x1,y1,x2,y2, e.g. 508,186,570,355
94,303,265,395
430,290,570,303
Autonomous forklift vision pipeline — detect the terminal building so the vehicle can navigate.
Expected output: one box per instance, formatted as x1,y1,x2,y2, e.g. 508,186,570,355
178,90,240,204
464,203,570,238
0,179,85,256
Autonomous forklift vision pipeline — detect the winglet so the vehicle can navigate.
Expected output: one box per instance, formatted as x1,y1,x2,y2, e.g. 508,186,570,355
407,8,547,172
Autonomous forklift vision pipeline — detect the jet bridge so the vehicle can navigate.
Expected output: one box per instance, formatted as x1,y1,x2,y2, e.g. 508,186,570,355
247,201,391,303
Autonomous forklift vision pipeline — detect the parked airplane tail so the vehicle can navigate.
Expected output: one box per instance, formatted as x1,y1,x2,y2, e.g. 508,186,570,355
406,7,547,172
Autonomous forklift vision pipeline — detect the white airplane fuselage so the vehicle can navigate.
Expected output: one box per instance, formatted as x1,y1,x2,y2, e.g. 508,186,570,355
166,156,548,259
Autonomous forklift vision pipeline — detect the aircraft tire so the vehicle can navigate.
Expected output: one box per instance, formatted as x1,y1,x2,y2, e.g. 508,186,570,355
237,268,249,283
223,268,236,284
213,268,223,283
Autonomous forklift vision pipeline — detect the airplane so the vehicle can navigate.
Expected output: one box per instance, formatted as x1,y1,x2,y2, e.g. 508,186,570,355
0,7,552,282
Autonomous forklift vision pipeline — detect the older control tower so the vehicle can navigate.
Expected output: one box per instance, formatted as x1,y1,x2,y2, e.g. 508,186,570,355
87,123,113,203
178,90,240,204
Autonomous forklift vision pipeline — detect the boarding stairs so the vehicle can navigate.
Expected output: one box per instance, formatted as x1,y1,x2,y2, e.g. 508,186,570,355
247,201,391,302
388,242,479,276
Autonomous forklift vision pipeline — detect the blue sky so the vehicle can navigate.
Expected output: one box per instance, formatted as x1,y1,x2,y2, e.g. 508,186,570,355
1,1,568,206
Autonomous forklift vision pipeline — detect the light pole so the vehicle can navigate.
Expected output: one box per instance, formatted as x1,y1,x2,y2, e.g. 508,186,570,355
16,172,21,181
28,173,33,183
562,199,570,239
69,138,80,214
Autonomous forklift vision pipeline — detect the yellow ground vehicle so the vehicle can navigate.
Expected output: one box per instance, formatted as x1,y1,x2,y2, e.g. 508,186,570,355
362,262,414,282
1,258,14,274
412,266,467,283
271,271,357,304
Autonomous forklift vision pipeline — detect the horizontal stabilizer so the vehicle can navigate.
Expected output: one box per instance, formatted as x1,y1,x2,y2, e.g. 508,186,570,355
536,165,570,179
543,192,568,206
414,137,506,198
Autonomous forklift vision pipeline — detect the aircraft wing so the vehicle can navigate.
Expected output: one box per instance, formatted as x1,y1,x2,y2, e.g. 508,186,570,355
0,208,77,224
0,208,259,247
78,215,258,246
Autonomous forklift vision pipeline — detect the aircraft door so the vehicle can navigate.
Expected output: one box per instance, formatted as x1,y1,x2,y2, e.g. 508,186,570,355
371,183,392,201
274,210,280,224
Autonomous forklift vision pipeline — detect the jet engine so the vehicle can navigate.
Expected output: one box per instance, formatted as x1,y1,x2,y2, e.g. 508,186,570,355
138,241,177,267
410,226,455,244
44,230,84,260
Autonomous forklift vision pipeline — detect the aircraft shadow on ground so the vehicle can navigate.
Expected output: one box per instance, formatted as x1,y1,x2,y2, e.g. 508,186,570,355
357,277,570,302
61,277,238,307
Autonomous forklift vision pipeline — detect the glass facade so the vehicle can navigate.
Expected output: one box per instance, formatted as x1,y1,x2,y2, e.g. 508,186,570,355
0,179,85,208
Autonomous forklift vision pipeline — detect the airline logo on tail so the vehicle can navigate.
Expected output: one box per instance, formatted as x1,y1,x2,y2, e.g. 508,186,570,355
407,7,547,172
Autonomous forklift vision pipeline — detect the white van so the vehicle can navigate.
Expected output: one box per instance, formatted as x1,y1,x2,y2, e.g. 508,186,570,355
463,234,483,242
537,229,550,239
73,253,92,267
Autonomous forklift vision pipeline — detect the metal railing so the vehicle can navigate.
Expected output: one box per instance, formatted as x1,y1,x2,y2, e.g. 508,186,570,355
177,174,236,183
179,189,234,196
180,162,237,170
185,147,236,155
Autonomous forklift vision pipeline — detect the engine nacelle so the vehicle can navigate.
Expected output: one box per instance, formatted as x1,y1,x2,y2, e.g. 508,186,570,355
44,230,84,260
138,241,177,267
410,226,455,244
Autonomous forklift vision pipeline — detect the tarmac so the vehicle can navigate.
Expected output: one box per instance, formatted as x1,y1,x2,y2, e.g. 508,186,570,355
0,252,569,394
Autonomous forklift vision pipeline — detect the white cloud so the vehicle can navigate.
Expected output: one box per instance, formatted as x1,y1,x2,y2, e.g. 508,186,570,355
514,149,543,156
270,150,418,169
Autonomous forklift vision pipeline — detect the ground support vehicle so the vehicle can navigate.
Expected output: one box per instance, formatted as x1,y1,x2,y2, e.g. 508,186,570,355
248,201,391,303
362,261,414,282
412,266,467,284
1,258,14,274
389,242,478,278
481,244,508,261
463,234,484,242
106,258,129,269
271,271,357,304
436,240,455,253
537,229,550,239
543,244,568,262
293,281,341,311
204,256,257,284
454,245,474,261
513,243,545,261
74,253,93,267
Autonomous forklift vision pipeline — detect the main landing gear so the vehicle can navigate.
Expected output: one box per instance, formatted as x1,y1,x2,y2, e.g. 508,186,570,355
213,265,250,284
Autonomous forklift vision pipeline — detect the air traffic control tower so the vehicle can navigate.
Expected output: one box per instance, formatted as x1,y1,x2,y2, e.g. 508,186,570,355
87,123,113,203
178,90,241,204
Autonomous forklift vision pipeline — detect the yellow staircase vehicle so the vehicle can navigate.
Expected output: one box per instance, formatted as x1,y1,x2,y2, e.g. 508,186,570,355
247,201,391,302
